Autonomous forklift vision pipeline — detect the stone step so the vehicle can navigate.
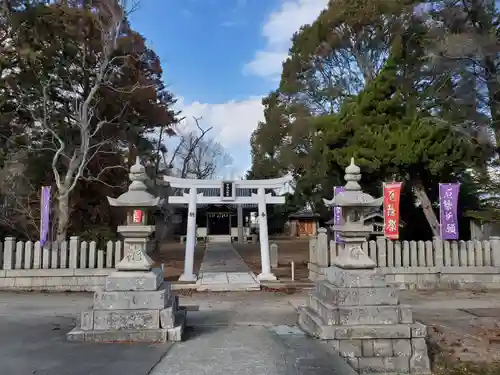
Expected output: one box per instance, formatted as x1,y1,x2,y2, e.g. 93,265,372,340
308,293,413,325
67,328,173,343
297,306,332,339
315,281,399,306
298,305,427,341
308,293,338,325
196,283,261,292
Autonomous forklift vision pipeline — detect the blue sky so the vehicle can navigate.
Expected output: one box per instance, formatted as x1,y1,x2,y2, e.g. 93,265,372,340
129,0,329,178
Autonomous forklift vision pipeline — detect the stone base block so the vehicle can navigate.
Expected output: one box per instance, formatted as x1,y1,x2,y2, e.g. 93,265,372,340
308,294,412,325
298,306,426,340
93,283,172,310
298,307,430,374
316,281,399,306
325,267,387,288
160,295,178,328
105,268,163,291
92,309,160,330
67,327,169,343
167,309,187,341
178,273,197,282
257,272,277,281
67,309,187,343
334,338,431,375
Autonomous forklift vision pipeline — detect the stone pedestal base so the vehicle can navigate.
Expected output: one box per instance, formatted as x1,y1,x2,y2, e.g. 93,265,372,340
298,266,431,375
67,267,186,343
178,273,197,282
257,272,277,281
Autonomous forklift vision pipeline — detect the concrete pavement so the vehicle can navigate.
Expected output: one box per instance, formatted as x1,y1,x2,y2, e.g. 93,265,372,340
0,292,171,375
4,289,499,375
0,291,355,375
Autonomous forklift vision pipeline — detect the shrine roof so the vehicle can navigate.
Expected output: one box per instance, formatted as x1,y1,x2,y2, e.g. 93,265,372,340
288,208,319,219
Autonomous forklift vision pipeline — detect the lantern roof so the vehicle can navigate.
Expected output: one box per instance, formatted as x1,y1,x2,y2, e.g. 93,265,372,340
107,157,160,208
323,158,383,208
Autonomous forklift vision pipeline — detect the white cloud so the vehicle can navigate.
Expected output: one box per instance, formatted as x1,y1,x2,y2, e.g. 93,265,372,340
244,0,329,79
165,96,264,176
175,96,264,148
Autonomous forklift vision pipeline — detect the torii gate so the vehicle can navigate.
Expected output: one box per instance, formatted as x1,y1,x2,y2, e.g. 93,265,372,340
164,175,293,282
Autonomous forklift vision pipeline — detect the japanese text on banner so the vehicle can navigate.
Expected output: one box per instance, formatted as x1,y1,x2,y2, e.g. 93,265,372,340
439,183,460,240
333,186,344,243
383,182,402,240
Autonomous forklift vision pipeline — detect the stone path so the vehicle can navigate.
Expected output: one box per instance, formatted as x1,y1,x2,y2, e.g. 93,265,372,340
196,242,260,291
150,292,355,375
150,325,354,375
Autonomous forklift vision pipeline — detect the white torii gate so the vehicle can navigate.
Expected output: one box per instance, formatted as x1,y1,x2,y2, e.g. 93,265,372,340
164,175,293,282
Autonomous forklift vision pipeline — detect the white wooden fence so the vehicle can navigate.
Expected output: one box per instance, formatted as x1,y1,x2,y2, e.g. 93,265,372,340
330,238,500,268
308,229,500,289
309,230,500,269
0,237,124,270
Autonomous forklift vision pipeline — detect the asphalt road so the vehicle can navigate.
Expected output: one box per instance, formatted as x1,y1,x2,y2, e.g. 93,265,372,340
0,292,172,375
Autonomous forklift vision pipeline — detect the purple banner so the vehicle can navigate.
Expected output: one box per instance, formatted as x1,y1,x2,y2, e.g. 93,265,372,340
40,186,51,247
333,186,344,243
439,183,460,240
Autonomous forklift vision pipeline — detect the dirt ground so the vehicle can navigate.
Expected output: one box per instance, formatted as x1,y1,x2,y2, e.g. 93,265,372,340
152,239,310,281
233,238,310,280
151,242,205,281
401,290,500,374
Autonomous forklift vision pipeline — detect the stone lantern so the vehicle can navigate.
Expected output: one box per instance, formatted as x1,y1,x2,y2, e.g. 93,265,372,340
107,157,159,271
322,158,383,269
67,157,186,343
298,158,431,375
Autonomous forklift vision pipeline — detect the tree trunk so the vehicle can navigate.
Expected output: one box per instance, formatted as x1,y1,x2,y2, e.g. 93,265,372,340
484,56,500,149
413,180,440,237
56,192,70,244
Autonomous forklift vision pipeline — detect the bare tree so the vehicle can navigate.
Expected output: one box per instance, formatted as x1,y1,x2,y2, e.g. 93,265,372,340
20,0,140,242
167,120,233,179
164,117,212,178
187,137,233,179
154,117,232,240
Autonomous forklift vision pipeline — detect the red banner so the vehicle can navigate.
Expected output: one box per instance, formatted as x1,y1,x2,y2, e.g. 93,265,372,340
383,182,402,240
132,209,143,224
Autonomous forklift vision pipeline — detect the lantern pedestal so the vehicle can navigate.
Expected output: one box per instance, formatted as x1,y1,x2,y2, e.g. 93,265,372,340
67,158,186,343
333,224,376,269
67,274,185,343
298,159,431,375
114,225,155,271
67,229,186,343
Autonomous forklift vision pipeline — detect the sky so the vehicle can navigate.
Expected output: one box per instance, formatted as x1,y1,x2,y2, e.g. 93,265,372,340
128,0,329,179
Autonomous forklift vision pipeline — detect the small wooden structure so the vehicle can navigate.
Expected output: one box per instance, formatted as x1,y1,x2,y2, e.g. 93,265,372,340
288,208,320,237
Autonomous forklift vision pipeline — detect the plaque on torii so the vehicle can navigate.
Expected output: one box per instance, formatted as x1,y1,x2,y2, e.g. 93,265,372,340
220,181,235,201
